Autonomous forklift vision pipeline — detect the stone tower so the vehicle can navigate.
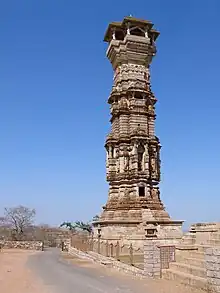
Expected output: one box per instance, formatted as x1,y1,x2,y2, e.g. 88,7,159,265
93,17,183,247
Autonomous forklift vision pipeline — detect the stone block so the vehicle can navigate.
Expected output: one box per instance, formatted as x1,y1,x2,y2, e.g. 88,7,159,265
208,285,220,293
0,240,43,250
207,271,220,279
144,245,154,251
208,278,220,286
206,262,220,271
206,255,220,264
144,272,154,277
144,258,158,264
144,263,154,268
206,247,214,255
213,249,220,256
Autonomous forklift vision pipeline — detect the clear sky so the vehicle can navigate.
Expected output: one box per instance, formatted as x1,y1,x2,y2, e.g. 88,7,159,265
0,0,219,228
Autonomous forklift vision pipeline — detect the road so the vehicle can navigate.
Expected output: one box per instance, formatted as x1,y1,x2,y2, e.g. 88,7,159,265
27,248,148,293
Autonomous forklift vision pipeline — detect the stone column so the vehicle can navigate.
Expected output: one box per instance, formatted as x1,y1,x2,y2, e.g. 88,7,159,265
205,247,220,292
143,224,161,278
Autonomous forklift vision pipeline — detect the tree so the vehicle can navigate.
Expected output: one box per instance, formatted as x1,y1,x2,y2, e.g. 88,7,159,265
3,205,36,240
74,221,92,233
92,215,100,221
60,222,75,231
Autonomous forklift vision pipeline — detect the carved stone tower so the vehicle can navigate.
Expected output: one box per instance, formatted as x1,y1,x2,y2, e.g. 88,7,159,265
93,17,183,247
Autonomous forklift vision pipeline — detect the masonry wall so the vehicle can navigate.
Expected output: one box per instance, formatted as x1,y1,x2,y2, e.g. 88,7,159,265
68,246,145,278
0,240,43,250
206,247,220,292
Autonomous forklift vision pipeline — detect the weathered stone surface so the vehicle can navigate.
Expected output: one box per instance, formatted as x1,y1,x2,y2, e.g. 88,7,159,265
207,271,220,278
0,240,43,250
206,262,220,271
143,240,160,278
68,246,145,278
208,278,220,286
93,16,183,248
205,255,220,264
206,246,220,292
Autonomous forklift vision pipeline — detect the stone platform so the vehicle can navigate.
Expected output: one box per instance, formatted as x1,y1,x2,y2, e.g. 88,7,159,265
93,217,183,249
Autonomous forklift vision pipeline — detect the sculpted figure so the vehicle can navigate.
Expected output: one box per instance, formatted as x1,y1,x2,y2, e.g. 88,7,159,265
151,187,157,199
151,187,160,201
148,104,154,114
115,149,120,173
123,146,130,171
124,188,130,198
150,146,157,176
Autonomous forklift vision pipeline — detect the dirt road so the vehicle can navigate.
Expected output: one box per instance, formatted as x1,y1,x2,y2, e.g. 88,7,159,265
0,248,204,293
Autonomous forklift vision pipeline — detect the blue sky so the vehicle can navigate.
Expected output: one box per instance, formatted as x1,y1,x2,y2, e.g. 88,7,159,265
0,0,219,228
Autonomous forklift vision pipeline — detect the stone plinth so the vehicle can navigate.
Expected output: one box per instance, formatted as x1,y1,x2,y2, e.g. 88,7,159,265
93,219,183,249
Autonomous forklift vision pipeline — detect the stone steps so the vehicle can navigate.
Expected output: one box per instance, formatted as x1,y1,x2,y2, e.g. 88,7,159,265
169,262,206,278
163,247,207,290
162,269,207,290
176,256,205,268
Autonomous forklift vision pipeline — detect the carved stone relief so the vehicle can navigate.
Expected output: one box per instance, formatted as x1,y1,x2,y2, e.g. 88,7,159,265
151,187,160,201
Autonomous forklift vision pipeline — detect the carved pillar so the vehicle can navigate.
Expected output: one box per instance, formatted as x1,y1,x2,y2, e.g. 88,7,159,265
116,150,120,173
109,145,112,159
106,150,109,175
119,155,124,173
144,143,149,172
149,145,158,180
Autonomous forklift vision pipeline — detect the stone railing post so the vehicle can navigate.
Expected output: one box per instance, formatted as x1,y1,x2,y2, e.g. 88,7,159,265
205,247,220,292
97,224,101,254
116,241,120,260
143,223,161,278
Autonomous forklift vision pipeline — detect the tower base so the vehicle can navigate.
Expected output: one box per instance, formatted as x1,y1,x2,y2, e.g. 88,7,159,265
93,208,183,249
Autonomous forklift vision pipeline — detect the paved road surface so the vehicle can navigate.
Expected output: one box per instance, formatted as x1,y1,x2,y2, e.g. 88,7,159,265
27,248,148,293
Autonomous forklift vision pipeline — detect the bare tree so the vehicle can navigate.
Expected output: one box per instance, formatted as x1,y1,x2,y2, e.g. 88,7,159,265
4,205,36,240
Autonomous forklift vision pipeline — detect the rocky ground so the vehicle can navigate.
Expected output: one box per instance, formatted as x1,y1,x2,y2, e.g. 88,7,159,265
0,248,205,293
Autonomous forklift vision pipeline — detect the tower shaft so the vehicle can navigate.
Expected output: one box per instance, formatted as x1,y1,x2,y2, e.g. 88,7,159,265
93,17,183,247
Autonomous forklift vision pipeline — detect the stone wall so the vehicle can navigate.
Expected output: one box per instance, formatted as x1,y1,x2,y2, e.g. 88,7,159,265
42,229,73,247
0,240,43,250
68,246,145,278
206,247,220,292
